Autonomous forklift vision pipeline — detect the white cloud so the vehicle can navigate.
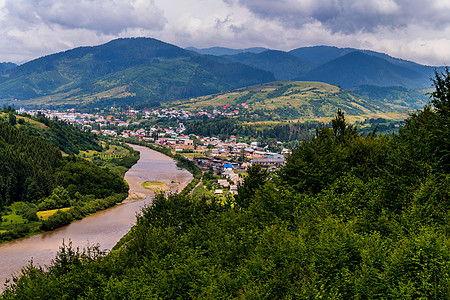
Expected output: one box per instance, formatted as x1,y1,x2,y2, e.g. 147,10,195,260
0,0,449,66
4,0,166,34
228,0,450,33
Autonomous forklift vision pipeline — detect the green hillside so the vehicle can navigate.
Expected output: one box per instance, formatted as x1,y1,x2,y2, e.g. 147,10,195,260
213,50,314,80
0,111,130,242
2,71,448,299
296,51,430,88
0,109,101,155
0,38,274,108
167,81,404,121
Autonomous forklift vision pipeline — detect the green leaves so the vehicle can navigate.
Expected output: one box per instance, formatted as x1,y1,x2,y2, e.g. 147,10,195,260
2,99,449,298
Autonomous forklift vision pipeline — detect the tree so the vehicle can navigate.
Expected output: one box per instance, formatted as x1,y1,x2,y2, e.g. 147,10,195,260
8,113,16,126
430,67,450,117
235,164,268,209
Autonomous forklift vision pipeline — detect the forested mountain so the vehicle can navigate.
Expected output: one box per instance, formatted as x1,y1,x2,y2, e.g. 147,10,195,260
289,45,354,66
0,39,439,110
202,45,440,90
296,51,430,88
0,118,126,207
212,50,314,80
0,120,62,208
0,63,16,74
2,70,448,299
0,38,274,108
290,45,436,74
0,108,101,154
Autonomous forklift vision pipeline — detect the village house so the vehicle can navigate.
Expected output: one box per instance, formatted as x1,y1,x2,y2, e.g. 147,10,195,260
217,179,230,188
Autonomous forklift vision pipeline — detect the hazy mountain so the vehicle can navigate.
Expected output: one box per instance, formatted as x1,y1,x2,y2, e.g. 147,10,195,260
295,51,431,88
186,46,268,56
0,38,275,107
0,38,439,109
210,50,315,80
290,45,440,86
212,45,439,88
0,62,17,73
289,46,357,67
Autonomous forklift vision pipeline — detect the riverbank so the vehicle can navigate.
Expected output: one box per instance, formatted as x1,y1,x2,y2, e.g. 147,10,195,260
0,144,193,290
125,140,203,195
0,143,139,245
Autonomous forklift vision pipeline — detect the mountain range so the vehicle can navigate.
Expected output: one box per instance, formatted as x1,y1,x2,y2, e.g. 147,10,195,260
197,45,442,89
0,38,441,108
0,38,274,108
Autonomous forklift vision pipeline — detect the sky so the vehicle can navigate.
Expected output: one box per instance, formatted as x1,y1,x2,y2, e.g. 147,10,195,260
1,0,450,66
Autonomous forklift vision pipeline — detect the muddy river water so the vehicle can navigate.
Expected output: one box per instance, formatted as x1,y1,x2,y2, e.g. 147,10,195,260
0,144,193,288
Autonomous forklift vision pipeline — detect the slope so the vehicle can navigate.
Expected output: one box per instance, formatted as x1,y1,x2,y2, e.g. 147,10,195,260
0,38,274,108
296,51,429,88
214,50,314,80
0,63,16,74
166,81,397,121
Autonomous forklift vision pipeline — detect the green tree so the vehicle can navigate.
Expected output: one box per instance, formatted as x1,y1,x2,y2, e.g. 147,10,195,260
8,113,16,126
235,165,268,209
430,67,450,117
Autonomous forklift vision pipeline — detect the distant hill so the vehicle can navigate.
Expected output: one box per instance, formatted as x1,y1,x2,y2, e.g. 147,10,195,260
166,81,401,121
212,45,440,89
289,46,356,67
211,50,315,80
0,39,439,109
186,46,268,56
0,62,16,74
289,45,440,72
296,52,430,88
0,38,274,108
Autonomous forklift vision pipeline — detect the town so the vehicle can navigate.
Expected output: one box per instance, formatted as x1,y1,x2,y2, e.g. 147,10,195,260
20,107,291,196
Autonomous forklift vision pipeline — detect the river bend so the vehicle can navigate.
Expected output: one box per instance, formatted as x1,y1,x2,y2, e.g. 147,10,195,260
0,144,192,288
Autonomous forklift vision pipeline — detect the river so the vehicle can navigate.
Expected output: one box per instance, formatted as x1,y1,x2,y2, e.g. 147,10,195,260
0,144,193,289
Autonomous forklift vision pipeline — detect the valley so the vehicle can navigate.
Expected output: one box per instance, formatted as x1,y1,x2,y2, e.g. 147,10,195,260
0,37,448,299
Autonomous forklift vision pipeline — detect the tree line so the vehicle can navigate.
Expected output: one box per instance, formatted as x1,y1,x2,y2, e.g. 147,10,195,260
0,113,129,242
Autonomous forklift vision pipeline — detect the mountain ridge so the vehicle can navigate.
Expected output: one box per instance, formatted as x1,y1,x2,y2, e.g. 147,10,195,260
0,38,441,108
0,38,275,107
296,51,429,88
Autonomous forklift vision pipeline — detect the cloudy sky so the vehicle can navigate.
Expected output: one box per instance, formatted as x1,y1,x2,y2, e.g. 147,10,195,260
1,0,450,66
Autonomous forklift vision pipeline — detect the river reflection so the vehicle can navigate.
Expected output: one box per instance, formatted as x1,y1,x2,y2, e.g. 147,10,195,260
0,144,193,288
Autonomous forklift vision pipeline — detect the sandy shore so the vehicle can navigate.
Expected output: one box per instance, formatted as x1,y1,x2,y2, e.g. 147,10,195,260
121,192,147,204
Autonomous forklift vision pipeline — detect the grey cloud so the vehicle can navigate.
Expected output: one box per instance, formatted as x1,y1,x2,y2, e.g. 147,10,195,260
226,0,450,34
4,0,167,34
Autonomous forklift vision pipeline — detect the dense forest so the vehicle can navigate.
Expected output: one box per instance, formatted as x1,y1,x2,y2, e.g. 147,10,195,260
0,107,101,155
0,112,129,241
1,70,449,298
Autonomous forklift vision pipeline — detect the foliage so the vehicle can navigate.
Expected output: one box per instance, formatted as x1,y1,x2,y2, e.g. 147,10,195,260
0,115,131,241
26,112,102,155
2,73,449,298
185,116,321,145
